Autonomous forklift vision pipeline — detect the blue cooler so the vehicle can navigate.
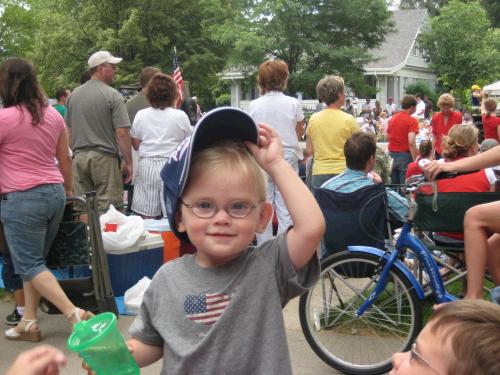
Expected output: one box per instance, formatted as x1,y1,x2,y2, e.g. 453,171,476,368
106,233,164,296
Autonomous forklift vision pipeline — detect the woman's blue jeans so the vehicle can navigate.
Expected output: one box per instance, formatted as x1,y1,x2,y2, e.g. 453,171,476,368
0,184,65,281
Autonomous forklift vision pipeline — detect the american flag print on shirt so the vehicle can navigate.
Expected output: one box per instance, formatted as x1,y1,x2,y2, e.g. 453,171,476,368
184,293,231,325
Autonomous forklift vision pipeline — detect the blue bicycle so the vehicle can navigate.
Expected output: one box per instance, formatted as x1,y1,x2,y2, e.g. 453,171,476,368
299,175,498,375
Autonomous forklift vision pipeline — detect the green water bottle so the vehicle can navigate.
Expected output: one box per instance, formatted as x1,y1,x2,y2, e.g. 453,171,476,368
67,312,140,375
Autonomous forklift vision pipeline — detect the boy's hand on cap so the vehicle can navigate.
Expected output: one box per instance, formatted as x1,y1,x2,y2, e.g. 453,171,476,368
245,123,284,173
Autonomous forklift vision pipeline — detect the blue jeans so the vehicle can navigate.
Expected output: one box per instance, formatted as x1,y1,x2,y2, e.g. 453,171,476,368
0,184,65,281
389,152,413,185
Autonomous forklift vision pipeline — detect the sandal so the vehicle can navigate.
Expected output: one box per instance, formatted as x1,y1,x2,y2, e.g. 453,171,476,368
5,318,41,342
66,308,95,326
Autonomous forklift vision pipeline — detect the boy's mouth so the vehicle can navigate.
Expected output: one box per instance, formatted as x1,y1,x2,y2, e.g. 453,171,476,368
208,233,237,237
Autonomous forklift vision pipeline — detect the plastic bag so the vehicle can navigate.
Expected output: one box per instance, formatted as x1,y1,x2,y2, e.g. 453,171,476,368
100,205,144,252
124,276,151,315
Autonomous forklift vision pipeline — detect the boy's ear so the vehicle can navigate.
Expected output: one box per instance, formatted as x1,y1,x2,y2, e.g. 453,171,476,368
175,210,186,233
256,202,273,233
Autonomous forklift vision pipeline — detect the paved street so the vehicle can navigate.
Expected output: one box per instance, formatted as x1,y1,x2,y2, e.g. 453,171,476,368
0,297,339,375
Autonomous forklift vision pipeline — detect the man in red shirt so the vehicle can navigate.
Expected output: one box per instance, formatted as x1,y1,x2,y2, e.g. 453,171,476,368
387,95,419,184
431,93,462,157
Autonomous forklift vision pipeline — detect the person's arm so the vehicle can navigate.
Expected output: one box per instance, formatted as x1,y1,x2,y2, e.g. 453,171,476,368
497,125,500,142
246,124,325,270
56,129,73,196
408,132,418,160
295,120,304,140
425,146,500,179
116,127,133,183
131,137,141,151
7,345,67,375
127,338,163,368
305,136,314,159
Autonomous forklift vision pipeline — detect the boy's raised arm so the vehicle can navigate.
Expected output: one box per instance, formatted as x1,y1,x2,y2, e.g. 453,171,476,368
246,124,325,270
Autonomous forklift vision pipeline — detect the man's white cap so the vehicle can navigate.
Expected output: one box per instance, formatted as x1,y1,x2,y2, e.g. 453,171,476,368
88,51,123,68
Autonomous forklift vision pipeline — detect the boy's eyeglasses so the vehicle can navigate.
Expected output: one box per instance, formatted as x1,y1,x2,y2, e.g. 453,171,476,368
180,200,262,219
410,342,441,374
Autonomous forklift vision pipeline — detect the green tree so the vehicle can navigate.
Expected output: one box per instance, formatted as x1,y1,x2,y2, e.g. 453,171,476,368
0,0,37,57
397,0,500,27
26,0,229,107
420,0,500,104
211,0,393,97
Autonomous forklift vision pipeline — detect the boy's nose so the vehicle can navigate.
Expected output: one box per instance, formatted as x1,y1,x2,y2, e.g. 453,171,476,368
391,351,406,371
212,207,231,223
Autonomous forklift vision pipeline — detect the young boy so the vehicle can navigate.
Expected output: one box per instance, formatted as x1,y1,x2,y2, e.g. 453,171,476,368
87,108,325,374
390,299,500,375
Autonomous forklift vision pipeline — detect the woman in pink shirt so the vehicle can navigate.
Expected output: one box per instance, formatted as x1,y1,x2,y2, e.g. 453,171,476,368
0,58,93,342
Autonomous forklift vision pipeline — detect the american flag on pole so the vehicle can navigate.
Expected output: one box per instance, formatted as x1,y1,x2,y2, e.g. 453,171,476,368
184,293,231,325
172,47,184,102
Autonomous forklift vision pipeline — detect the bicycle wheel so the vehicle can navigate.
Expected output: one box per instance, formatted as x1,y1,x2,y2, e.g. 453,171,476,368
299,251,423,375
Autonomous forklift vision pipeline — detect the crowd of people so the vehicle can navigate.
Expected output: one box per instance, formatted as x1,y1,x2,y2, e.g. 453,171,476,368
1,51,499,375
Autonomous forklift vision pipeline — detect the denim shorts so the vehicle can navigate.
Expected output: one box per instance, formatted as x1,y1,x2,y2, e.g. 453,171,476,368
0,184,65,281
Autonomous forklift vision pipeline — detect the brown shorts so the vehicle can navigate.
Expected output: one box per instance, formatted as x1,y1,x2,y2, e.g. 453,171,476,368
73,150,123,213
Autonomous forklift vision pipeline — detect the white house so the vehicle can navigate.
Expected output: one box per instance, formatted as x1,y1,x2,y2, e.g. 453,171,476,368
222,9,436,110
364,9,436,106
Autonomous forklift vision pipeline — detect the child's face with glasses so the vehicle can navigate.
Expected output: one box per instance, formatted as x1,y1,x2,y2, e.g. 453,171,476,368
177,168,272,268
390,321,451,375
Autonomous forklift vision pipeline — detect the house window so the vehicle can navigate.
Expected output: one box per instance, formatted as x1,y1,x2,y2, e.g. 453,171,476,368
412,40,424,57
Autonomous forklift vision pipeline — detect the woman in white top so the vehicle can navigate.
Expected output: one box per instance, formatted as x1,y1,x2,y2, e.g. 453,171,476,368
130,73,192,218
248,59,304,244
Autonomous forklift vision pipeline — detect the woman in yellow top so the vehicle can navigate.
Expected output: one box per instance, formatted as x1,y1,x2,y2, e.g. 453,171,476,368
306,75,359,189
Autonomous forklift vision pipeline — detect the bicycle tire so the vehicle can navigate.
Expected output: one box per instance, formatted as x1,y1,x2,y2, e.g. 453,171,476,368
299,251,423,375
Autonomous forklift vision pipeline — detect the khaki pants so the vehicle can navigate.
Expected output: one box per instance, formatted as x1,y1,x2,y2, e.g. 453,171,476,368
73,150,123,212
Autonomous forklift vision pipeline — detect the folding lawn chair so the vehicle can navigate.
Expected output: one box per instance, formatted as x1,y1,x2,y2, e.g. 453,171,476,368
314,183,389,260
413,191,500,294
41,192,118,316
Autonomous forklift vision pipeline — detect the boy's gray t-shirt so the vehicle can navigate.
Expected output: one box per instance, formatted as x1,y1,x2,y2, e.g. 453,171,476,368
129,232,320,375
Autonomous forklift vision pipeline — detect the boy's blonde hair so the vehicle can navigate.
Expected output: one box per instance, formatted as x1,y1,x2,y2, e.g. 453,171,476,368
441,123,478,160
428,300,500,375
483,98,498,116
437,93,455,108
185,140,267,201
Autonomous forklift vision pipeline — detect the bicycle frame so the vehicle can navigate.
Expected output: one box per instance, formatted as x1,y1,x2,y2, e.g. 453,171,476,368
349,221,456,317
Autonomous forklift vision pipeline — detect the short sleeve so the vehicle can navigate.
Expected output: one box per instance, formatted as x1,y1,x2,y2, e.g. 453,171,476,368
349,116,360,133
130,110,143,139
129,279,164,346
112,92,131,129
259,232,320,305
409,118,419,134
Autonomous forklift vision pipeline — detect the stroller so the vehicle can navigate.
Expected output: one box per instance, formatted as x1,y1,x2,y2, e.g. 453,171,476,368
40,191,118,316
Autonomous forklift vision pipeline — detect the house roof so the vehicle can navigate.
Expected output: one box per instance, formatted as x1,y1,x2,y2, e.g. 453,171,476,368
365,9,428,72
